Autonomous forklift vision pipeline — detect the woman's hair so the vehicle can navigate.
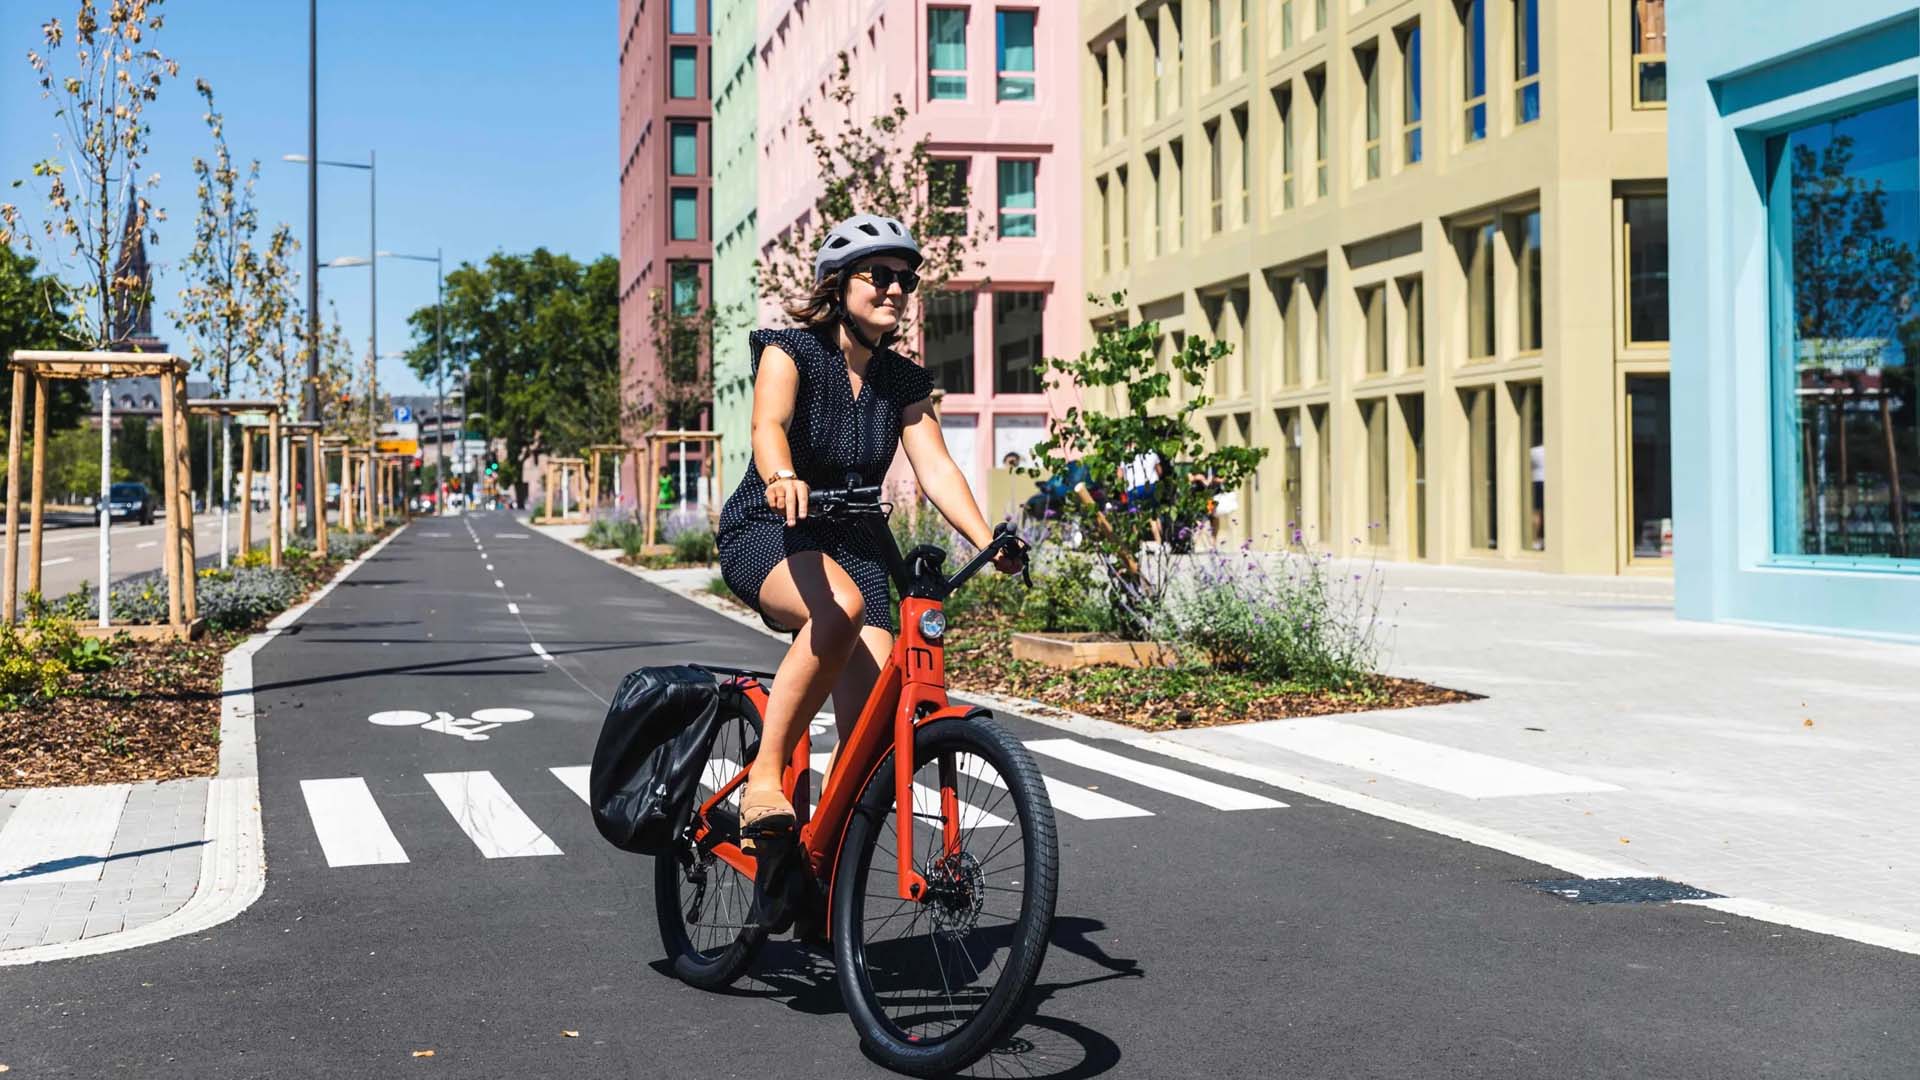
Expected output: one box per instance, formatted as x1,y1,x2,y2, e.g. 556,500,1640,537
783,273,842,329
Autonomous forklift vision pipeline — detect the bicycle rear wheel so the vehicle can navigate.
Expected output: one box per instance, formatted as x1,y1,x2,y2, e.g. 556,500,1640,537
832,716,1059,1076
653,688,766,988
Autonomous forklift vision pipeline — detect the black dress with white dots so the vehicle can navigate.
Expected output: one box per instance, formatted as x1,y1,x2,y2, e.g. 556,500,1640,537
716,326,934,634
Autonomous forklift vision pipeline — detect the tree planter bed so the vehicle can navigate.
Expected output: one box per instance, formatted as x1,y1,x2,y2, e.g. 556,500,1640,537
1009,631,1181,670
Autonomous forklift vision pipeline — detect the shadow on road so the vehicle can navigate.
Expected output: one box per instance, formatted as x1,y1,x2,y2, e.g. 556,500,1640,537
244,640,694,696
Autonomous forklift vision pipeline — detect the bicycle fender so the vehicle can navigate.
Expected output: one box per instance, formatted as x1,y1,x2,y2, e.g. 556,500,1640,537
918,704,992,724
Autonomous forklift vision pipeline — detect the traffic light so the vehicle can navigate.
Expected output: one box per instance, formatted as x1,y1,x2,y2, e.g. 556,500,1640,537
485,459,499,477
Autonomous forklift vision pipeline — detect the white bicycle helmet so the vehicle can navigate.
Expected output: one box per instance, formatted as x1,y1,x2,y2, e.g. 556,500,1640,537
813,212,923,282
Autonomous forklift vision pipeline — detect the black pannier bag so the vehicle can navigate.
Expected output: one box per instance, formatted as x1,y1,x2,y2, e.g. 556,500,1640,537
589,665,724,854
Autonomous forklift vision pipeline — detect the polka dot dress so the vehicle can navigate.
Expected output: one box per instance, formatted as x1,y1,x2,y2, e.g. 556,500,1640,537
716,326,934,634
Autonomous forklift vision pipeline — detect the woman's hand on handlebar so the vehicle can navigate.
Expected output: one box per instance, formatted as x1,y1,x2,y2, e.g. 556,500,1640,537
989,524,1029,576
766,476,811,526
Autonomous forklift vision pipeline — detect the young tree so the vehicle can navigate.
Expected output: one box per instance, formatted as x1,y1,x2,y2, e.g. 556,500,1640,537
5,1,179,350
757,53,992,353
172,79,263,396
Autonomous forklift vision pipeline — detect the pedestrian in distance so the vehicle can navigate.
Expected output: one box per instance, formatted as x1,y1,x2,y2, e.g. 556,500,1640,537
714,212,1024,852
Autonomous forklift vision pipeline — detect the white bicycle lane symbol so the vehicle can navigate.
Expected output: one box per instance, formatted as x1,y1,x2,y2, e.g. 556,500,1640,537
367,707,534,742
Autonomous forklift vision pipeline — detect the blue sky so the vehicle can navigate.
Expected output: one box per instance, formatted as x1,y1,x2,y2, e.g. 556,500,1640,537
1,0,616,397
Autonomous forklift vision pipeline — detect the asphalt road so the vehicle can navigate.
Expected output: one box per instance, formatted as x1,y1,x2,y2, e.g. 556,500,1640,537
1,511,248,601
1,510,1916,1078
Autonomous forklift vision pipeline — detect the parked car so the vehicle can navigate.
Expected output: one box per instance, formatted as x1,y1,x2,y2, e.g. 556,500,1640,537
108,482,155,525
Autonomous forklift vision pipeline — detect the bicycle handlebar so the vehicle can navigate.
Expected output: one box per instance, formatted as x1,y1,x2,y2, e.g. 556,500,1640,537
801,483,1029,597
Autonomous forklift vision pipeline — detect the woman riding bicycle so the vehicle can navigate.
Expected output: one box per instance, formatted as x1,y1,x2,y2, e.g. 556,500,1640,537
715,212,1023,850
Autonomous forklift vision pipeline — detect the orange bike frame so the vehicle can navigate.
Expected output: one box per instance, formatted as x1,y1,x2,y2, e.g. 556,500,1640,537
693,594,979,925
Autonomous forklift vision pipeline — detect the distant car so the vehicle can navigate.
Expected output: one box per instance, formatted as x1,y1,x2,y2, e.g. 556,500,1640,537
109,482,155,525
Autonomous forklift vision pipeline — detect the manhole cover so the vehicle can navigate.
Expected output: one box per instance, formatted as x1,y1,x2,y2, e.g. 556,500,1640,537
1520,877,1722,904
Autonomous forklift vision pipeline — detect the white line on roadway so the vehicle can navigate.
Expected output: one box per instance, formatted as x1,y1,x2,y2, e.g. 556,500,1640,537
507,602,520,615
551,766,590,803
531,642,552,661
809,752,1012,829
493,579,504,589
137,541,158,549
955,754,1154,821
1024,739,1287,811
43,556,73,566
300,778,409,867
423,771,562,858
1235,719,1622,798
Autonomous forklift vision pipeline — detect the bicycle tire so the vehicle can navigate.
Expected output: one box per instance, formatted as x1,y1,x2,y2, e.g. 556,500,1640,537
832,716,1059,1076
653,688,767,989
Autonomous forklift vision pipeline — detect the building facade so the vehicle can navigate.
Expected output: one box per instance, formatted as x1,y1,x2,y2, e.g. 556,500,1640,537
618,0,715,506
756,0,1082,506
711,0,759,492
1670,2,1920,638
1081,0,1671,571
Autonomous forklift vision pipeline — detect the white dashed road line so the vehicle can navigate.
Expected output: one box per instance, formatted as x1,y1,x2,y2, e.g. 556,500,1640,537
493,579,504,589
531,642,552,661
507,602,520,615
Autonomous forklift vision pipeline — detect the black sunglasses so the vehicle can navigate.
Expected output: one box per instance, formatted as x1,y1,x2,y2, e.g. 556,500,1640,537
850,265,920,294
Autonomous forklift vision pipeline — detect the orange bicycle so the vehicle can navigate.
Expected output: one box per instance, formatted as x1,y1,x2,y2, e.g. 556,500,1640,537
655,484,1058,1076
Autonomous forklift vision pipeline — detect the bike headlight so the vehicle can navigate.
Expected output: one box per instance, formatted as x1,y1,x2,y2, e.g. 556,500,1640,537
918,609,946,640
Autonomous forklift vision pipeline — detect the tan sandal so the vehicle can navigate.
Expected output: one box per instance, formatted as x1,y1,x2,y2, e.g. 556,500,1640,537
739,786,795,854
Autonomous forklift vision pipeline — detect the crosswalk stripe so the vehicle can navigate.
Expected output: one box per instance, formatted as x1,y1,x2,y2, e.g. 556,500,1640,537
810,753,1011,829
424,771,563,858
550,766,589,803
300,778,409,867
955,755,1154,821
1025,739,1287,811
1235,719,1622,798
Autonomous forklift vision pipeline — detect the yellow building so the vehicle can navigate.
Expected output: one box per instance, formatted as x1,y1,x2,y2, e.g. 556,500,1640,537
1081,0,1672,573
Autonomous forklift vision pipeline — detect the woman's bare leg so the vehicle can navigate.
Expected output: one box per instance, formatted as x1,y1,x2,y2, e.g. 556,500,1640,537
824,626,894,779
746,552,866,808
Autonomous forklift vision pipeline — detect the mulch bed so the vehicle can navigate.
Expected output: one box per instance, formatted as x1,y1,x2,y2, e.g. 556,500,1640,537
1,634,235,788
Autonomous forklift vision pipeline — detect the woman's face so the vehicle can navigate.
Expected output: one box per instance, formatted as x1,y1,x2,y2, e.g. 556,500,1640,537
843,255,912,336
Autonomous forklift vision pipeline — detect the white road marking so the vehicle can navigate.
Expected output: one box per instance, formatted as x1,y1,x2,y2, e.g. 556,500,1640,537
424,771,562,858
810,753,1011,829
1024,739,1286,811
493,533,529,539
299,778,409,867
551,765,590,803
42,556,73,566
531,642,552,661
507,602,520,615
137,541,158,549
1235,719,1622,798
0,785,133,885
955,755,1153,821
486,564,495,572
493,579,504,589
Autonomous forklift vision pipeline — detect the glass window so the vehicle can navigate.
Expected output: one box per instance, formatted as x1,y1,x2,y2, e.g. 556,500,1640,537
1208,0,1224,87
993,291,1045,394
1361,284,1387,375
1461,222,1496,359
1234,106,1250,226
1516,209,1542,352
1360,46,1381,182
671,0,696,35
1768,95,1920,561
1281,0,1295,50
998,158,1037,237
1401,22,1423,164
997,10,1036,101
1170,138,1187,250
1310,69,1328,197
1464,386,1498,549
1632,0,1666,107
670,122,698,176
1627,374,1673,559
1401,275,1424,369
1461,0,1486,143
1276,85,1295,211
1117,164,1131,263
1402,394,1428,558
1147,150,1163,256
1098,175,1112,273
1515,381,1544,550
1364,398,1389,545
1312,403,1331,541
1513,0,1540,124
671,188,698,240
670,262,700,314
1307,269,1326,382
1207,120,1224,234
924,290,976,394
1281,408,1304,539
1624,194,1669,344
670,45,698,98
1278,275,1300,386
930,158,970,236
1315,0,1327,33
1097,49,1112,144
929,8,968,100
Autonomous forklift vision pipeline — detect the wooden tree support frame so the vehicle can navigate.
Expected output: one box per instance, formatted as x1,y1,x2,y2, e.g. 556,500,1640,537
282,420,325,558
543,457,590,525
375,452,415,523
4,350,198,637
319,437,355,541
187,399,284,571
586,442,649,517
643,430,725,552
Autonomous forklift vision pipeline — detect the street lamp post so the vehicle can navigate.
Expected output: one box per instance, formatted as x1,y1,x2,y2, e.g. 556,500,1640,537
283,152,376,442
379,249,444,514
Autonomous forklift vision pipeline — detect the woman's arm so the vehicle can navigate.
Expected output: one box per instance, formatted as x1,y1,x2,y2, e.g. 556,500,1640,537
899,399,996,550
750,344,810,524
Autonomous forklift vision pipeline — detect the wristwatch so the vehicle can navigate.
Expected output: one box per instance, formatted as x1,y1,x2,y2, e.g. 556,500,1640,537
766,469,797,485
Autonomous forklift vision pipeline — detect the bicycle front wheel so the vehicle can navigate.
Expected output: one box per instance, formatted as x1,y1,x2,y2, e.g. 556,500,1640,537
832,716,1059,1076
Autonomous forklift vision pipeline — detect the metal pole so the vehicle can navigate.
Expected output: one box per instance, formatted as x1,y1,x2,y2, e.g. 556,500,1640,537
220,415,231,569
305,0,321,546
368,151,378,440
435,250,446,515
97,365,110,628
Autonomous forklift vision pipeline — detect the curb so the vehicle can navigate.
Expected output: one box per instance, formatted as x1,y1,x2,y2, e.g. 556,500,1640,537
0,525,409,966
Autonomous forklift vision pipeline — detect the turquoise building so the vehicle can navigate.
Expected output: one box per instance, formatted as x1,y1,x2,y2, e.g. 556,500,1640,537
1671,3,1920,639
710,0,758,490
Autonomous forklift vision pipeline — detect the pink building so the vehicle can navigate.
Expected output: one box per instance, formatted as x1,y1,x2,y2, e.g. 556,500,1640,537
756,1,1082,504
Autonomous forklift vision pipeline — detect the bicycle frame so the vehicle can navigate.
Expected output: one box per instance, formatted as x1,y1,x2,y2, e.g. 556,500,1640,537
690,512,1017,930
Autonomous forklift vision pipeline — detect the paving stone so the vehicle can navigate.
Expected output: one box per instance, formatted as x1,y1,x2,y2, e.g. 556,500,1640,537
38,918,88,945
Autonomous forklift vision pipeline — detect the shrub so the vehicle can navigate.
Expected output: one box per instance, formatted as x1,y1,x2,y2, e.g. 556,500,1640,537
1014,549,1123,635
197,566,306,630
1160,539,1385,691
886,507,1026,625
583,514,621,549
0,630,67,708
670,527,715,565
234,547,271,569
328,530,378,561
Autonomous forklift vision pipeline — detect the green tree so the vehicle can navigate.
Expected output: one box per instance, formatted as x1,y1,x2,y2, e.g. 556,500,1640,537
401,249,619,502
171,79,263,396
1029,294,1268,637
0,243,84,428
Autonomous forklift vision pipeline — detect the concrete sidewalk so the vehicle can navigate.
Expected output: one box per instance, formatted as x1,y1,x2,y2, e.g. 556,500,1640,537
1160,558,1920,947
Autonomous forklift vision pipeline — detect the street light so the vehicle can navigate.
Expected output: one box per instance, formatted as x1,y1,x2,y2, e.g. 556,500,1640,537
379,249,446,513
283,151,377,439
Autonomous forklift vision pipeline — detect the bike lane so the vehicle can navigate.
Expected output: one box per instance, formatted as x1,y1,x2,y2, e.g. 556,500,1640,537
0,511,1915,1078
